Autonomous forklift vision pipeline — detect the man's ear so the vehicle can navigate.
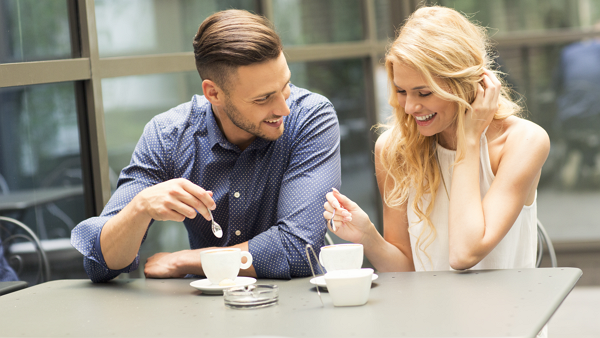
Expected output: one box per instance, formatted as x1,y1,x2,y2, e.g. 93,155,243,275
202,79,225,105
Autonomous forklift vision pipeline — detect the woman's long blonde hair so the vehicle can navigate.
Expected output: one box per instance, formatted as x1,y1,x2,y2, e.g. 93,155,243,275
380,6,521,268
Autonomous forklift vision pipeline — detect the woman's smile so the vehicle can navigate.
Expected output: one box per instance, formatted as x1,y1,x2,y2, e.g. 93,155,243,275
414,112,437,125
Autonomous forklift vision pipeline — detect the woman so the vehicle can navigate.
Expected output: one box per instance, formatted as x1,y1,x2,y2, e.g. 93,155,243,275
324,6,550,273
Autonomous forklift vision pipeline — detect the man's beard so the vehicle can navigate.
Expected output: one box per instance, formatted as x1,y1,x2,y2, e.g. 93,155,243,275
223,98,282,141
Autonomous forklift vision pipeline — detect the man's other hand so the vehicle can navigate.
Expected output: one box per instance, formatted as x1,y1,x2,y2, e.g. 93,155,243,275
144,250,203,278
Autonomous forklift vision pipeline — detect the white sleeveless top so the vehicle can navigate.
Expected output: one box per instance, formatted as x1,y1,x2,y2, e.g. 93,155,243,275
407,130,538,271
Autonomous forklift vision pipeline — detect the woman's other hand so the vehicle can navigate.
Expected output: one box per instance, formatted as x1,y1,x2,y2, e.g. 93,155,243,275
465,68,502,140
323,188,376,244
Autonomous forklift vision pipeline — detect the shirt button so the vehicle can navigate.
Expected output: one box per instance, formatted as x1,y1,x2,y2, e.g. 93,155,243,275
235,230,241,236
234,192,240,198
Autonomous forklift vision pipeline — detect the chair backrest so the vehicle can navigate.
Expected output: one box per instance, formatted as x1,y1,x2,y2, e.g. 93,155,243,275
536,219,557,268
0,173,9,195
0,216,50,284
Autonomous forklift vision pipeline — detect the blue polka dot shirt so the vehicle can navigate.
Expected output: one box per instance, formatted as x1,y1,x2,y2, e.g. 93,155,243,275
71,84,341,283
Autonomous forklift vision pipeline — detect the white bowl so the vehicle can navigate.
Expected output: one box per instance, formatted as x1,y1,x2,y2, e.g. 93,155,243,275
324,268,374,307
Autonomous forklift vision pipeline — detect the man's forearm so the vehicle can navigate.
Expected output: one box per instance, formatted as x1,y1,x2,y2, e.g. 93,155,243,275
100,196,152,270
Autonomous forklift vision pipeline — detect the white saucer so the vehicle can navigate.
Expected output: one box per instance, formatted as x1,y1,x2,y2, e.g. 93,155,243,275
190,277,257,295
310,273,379,288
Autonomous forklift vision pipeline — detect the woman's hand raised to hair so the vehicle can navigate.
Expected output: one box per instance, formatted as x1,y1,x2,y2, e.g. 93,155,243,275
323,188,377,245
464,68,502,141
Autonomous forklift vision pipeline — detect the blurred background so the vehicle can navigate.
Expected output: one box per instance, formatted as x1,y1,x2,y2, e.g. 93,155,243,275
1,0,600,286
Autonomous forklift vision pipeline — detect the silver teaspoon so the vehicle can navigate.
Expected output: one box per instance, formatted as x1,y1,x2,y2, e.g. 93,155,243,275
207,208,223,238
328,208,336,232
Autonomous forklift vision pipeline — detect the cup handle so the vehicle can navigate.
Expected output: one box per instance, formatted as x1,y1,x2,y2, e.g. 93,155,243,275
240,251,253,269
319,251,324,268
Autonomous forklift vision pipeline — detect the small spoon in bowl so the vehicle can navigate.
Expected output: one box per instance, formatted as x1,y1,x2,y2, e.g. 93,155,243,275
207,208,223,238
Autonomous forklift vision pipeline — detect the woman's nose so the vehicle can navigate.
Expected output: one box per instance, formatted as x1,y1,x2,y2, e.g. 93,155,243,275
404,97,423,115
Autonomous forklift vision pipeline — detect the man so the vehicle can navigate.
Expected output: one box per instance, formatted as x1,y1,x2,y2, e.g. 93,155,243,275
71,9,340,283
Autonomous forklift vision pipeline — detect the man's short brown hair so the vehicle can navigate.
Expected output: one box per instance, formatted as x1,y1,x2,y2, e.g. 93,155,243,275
193,10,283,93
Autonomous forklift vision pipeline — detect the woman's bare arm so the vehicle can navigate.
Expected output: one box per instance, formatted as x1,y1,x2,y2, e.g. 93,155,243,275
324,131,415,272
448,71,550,269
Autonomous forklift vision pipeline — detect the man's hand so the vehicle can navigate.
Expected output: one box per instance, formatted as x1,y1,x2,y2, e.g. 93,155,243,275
135,178,216,223
144,250,203,278
144,244,258,279
100,179,216,271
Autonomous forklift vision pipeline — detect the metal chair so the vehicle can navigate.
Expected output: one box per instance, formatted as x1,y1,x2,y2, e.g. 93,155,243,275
0,173,9,195
38,158,82,238
0,216,51,284
536,219,557,268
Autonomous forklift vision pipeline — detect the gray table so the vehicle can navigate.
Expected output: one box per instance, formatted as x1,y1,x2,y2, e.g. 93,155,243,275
0,268,581,337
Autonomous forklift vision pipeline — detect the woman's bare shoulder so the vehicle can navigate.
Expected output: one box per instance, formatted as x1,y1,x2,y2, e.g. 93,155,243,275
504,116,549,149
491,116,550,162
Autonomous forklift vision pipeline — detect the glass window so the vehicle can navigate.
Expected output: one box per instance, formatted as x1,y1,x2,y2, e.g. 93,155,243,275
374,0,408,41
289,58,381,240
273,0,365,46
102,71,202,175
439,0,600,34
375,0,394,41
0,82,86,283
0,0,72,63
375,55,393,124
94,0,259,58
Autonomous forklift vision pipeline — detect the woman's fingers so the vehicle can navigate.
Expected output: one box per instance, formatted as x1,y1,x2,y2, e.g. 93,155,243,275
331,188,359,211
324,193,338,216
472,71,501,119
327,189,349,214
323,189,353,232
323,201,352,223
474,82,485,104
483,68,502,86
481,75,498,105
325,191,341,209
481,69,501,106
322,209,340,231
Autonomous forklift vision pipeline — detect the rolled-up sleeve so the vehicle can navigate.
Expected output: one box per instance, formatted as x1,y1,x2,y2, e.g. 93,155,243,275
71,119,172,282
248,101,341,278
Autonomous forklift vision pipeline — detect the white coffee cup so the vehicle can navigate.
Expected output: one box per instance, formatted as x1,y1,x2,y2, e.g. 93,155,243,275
200,248,252,285
319,243,363,272
324,268,374,306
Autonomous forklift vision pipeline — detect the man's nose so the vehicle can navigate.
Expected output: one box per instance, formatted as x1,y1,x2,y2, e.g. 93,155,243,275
274,92,291,116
